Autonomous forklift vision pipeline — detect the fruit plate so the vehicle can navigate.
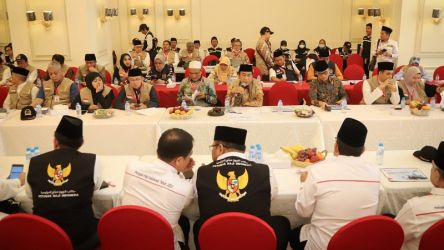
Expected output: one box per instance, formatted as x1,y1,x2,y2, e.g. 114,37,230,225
292,150,327,168
169,113,193,120
410,108,429,116
93,109,114,119
294,108,315,118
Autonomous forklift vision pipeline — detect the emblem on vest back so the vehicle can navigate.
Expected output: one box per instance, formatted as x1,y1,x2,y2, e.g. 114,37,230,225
47,163,71,186
216,169,249,202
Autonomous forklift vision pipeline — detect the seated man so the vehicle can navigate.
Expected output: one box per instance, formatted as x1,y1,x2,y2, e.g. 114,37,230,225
72,72,114,111
179,42,201,68
306,49,343,81
226,39,250,69
122,128,195,249
3,67,39,109
363,61,400,105
308,60,347,109
336,41,352,69
290,118,380,250
227,64,264,107
115,68,159,110
159,40,179,67
207,56,237,84
76,53,106,85
130,39,151,76
0,55,11,85
396,141,444,250
193,40,205,62
270,50,300,82
0,172,25,219
147,54,174,85
35,61,78,108
194,126,290,250
394,56,433,82
274,40,291,60
45,54,75,81
27,115,103,249
226,38,236,52
15,54,38,85
170,37,180,53
207,36,223,58
177,61,217,107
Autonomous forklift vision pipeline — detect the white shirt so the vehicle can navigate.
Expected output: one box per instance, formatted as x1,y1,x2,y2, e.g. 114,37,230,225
375,39,399,63
26,68,38,85
269,61,300,80
3,81,39,109
144,33,154,52
131,53,151,70
295,155,381,250
0,179,22,201
396,187,444,250
0,66,11,85
362,79,400,105
121,159,194,250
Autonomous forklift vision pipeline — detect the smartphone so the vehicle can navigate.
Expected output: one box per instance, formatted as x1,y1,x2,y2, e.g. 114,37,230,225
8,164,24,179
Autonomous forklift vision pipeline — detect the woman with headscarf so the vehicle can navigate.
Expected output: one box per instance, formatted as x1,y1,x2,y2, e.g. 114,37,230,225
113,53,133,85
71,72,114,110
294,40,310,75
208,56,237,84
313,39,331,55
148,54,173,85
399,66,427,104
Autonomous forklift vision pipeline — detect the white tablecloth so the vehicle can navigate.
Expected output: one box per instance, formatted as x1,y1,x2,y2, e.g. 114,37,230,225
157,107,325,155
0,109,165,155
315,105,444,152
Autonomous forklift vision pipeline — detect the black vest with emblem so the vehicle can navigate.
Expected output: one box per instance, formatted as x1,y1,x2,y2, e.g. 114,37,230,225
272,60,297,81
196,156,271,221
27,147,96,245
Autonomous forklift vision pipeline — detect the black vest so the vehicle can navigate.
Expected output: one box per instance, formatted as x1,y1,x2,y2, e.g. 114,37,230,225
148,64,173,81
28,148,96,245
196,156,271,221
208,47,222,58
272,60,297,81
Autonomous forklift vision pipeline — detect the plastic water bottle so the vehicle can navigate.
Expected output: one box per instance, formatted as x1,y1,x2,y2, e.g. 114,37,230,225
248,145,256,161
113,77,119,86
400,97,406,109
124,101,131,114
430,97,436,109
224,96,230,112
255,144,263,163
362,74,367,81
256,75,261,81
75,102,81,117
25,147,32,167
277,99,283,113
35,104,42,117
376,143,384,165
181,99,187,109
341,99,348,110
33,146,40,157
440,92,444,109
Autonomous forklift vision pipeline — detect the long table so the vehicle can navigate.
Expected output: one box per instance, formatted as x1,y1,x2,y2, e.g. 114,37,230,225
2,150,432,226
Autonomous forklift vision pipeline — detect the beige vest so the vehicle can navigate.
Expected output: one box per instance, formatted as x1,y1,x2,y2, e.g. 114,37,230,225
80,86,112,108
367,76,394,104
161,50,176,65
78,64,106,81
8,82,35,109
42,78,73,107
124,83,152,104
0,65,6,81
130,51,148,68
399,79,427,102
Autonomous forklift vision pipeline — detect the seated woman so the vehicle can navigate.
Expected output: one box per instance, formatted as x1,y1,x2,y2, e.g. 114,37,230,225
71,72,114,110
208,56,237,84
399,66,428,104
113,53,132,86
227,64,263,107
147,54,173,85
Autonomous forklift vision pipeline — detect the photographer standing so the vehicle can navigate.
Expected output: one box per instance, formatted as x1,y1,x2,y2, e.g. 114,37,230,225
374,26,398,64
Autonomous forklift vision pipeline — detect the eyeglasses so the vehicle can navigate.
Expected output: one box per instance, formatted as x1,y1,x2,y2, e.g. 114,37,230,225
209,144,219,149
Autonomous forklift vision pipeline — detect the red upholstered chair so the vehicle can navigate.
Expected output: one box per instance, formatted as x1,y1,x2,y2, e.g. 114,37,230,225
202,55,219,66
348,80,364,104
343,65,365,80
98,205,174,250
419,218,444,250
69,67,78,81
327,215,404,250
0,213,72,250
37,69,46,80
331,48,337,54
433,65,444,80
0,85,8,108
252,66,262,80
329,53,343,73
372,68,378,76
199,212,276,250
105,70,112,84
347,54,364,68
244,48,255,63
269,81,299,105
394,65,404,74
185,67,206,78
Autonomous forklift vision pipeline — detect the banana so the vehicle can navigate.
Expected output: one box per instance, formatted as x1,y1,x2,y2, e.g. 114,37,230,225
290,144,305,152
280,146,297,158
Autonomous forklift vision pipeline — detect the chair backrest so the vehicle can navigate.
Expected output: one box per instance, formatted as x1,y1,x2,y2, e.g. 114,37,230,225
202,55,220,66
98,205,174,250
433,65,444,80
394,65,404,74
185,67,207,78
269,81,299,105
343,64,365,80
329,53,343,73
0,85,8,108
0,213,72,250
347,54,364,68
327,215,404,250
244,48,255,63
252,66,262,80
37,69,46,80
69,67,78,81
105,70,112,84
372,67,378,76
419,218,444,250
348,80,364,104
199,212,276,250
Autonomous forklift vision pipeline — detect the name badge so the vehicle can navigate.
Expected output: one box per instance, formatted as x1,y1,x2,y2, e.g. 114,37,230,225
44,87,51,91
53,95,60,102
